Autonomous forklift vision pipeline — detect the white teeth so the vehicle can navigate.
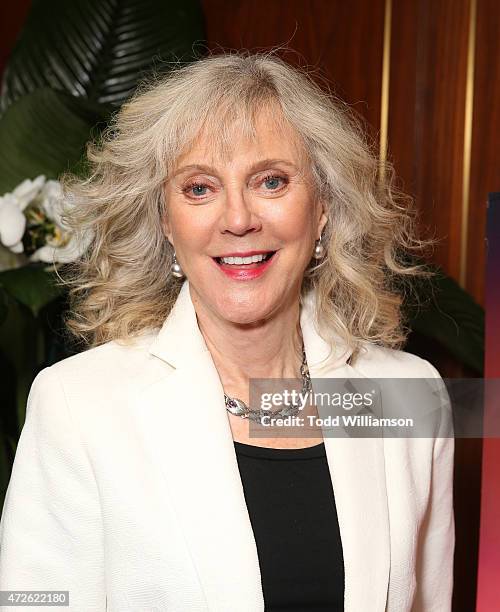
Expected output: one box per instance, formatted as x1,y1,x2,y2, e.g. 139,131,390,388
220,253,269,265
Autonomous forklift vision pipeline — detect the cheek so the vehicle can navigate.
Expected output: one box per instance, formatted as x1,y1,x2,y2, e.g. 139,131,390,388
168,205,214,251
269,201,317,243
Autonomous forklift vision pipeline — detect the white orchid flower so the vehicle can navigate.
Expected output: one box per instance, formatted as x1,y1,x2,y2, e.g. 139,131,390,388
30,225,93,264
0,193,27,252
1,175,91,265
0,175,47,253
12,175,46,210
39,180,66,227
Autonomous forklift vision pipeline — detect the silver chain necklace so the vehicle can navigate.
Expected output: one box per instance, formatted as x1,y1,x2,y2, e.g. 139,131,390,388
224,347,312,424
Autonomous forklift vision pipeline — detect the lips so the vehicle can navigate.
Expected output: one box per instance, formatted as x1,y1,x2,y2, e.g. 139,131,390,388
214,251,275,265
212,250,278,280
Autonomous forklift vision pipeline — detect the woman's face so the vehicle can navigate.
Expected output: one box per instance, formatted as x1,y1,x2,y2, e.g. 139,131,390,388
163,110,327,325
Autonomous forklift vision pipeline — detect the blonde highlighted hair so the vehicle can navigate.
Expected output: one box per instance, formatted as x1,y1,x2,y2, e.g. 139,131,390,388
57,50,429,358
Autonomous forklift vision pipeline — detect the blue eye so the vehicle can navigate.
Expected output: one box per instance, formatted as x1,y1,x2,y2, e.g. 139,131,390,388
262,175,287,191
182,174,287,199
265,177,280,189
191,183,207,196
183,182,208,198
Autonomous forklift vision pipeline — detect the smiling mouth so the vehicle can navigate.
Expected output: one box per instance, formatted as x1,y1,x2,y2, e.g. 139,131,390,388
213,251,276,266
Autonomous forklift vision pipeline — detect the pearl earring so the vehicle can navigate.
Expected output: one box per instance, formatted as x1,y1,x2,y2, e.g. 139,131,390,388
313,236,325,259
170,251,185,278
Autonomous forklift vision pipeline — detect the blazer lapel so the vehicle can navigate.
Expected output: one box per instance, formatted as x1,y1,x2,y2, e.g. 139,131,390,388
134,354,265,612
301,293,391,611
132,280,389,612
319,376,391,611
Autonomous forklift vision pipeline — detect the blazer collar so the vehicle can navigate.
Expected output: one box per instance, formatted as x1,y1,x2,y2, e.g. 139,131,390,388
138,280,389,612
148,279,354,373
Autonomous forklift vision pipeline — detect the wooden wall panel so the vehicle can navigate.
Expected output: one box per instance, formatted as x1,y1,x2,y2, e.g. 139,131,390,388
200,0,385,136
385,0,419,196
0,0,31,79
388,0,470,282
388,6,483,611
467,0,500,304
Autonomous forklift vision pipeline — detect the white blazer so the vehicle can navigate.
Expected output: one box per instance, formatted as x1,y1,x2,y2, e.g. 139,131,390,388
0,280,455,612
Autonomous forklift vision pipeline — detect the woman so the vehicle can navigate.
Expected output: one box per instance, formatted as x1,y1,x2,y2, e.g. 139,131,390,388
0,52,454,611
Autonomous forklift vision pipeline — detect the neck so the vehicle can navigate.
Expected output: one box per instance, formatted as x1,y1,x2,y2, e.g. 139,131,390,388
191,290,304,388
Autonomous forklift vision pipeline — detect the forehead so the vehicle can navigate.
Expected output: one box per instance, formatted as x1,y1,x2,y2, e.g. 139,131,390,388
174,105,308,170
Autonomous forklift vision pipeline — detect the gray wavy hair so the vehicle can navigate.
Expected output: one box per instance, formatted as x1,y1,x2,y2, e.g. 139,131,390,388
58,50,429,359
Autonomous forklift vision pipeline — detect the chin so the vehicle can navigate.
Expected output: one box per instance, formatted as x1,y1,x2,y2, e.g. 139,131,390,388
221,310,269,326
210,290,277,326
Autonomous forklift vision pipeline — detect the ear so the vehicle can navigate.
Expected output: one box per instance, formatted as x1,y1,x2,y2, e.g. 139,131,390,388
316,202,328,239
161,213,174,246
161,186,175,245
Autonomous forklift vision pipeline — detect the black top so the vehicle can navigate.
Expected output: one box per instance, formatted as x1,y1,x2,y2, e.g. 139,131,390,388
234,440,345,612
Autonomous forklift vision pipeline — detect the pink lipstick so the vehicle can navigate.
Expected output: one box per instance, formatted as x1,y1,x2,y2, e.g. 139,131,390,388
212,250,277,280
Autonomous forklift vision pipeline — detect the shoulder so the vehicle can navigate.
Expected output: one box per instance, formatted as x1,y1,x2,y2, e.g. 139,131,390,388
351,342,452,440
26,331,169,434
42,330,167,394
350,341,442,379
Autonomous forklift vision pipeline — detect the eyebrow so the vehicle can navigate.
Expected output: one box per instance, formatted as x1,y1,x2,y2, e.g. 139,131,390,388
171,158,299,178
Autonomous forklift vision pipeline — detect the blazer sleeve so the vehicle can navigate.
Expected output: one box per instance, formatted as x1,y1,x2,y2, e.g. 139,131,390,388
0,366,106,611
413,360,455,612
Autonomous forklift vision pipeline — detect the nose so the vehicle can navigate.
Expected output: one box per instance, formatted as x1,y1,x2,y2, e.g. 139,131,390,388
218,187,262,236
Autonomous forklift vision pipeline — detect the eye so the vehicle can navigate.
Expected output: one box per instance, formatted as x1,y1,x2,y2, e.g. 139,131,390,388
261,174,288,192
182,181,210,199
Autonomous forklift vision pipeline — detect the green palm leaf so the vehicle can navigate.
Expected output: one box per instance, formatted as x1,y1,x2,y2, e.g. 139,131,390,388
0,0,206,113
0,88,109,193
